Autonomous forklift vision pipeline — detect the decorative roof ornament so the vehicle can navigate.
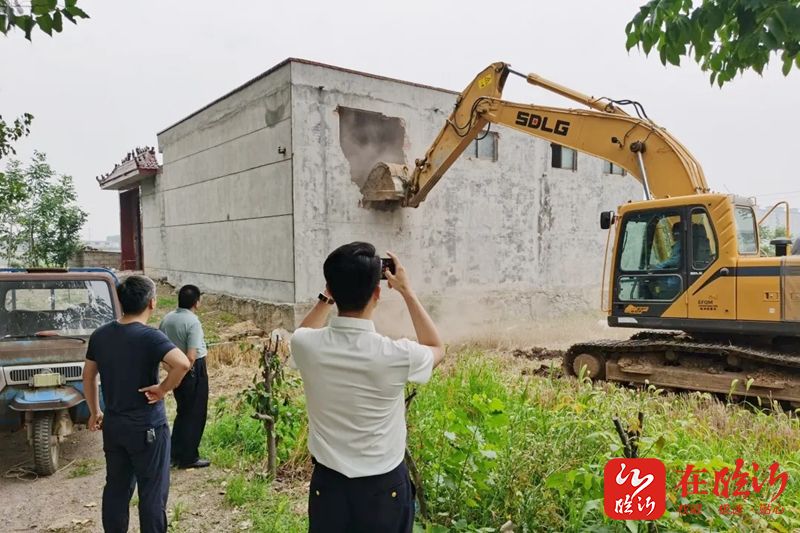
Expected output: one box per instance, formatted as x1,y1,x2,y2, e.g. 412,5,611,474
97,146,160,189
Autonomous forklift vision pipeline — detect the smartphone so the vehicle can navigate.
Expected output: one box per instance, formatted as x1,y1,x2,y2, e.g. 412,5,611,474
380,257,396,280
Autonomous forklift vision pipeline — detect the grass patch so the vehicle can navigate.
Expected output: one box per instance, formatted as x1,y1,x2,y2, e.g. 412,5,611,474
247,492,307,532
202,376,307,470
200,346,800,531
167,500,188,532
203,311,240,344
199,376,309,532
224,474,268,507
222,475,306,531
407,351,800,532
201,398,274,469
67,459,98,479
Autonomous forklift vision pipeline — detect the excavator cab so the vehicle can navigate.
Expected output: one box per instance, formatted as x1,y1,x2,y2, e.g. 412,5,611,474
608,196,725,326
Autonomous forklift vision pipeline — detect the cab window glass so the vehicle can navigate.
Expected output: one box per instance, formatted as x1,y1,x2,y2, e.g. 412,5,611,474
1,280,114,337
618,275,683,302
690,209,718,269
735,206,758,254
619,211,682,272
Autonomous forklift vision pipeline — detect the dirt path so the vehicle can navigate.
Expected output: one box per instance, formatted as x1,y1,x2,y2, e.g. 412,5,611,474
0,355,260,532
0,419,244,533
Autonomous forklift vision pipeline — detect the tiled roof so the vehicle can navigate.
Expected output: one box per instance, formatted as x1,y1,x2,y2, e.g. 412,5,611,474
96,146,159,190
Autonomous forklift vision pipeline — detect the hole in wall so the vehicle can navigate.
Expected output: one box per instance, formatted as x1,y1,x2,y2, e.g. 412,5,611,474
338,107,406,189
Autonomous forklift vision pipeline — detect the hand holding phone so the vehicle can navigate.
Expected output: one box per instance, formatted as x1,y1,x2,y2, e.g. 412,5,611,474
380,257,396,280
382,252,413,297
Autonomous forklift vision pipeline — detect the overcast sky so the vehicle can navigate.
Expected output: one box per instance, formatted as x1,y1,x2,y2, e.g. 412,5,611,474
3,0,798,240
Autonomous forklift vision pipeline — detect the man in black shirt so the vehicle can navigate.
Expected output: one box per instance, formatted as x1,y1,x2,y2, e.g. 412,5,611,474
82,275,191,533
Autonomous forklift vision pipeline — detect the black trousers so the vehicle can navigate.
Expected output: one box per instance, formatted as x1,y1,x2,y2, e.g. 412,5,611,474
171,357,209,466
102,422,171,533
308,459,415,533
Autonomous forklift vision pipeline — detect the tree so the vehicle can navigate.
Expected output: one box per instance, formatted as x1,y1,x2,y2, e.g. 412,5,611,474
0,159,29,264
0,1,89,169
626,0,800,86
0,151,87,267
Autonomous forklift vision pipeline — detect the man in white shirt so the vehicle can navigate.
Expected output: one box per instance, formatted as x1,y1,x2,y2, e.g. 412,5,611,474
290,242,445,533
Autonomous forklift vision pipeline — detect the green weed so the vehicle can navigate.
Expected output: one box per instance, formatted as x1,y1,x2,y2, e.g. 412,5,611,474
168,500,187,529
220,474,305,530
247,491,307,532
67,459,97,478
224,474,267,507
199,349,800,532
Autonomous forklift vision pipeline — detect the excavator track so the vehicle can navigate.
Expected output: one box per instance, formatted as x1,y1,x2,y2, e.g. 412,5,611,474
564,332,800,404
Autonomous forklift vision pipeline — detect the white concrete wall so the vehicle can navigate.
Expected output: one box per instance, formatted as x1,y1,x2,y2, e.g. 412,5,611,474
150,64,295,301
290,62,641,338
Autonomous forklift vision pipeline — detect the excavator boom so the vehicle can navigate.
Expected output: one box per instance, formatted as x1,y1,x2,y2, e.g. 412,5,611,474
361,62,709,206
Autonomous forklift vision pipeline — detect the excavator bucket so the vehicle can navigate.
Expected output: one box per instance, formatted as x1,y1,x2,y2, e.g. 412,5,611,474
360,162,409,203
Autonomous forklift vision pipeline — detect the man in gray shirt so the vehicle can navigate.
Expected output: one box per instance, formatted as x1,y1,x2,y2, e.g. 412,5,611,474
159,285,210,469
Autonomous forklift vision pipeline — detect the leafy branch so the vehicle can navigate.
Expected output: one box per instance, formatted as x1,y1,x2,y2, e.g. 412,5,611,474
626,0,800,86
1,0,89,40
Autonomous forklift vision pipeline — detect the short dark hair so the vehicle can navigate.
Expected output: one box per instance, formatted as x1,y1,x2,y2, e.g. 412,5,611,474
178,284,201,309
323,242,381,313
117,275,156,315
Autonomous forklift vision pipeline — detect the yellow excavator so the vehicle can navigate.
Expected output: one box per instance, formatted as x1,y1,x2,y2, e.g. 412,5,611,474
361,62,800,403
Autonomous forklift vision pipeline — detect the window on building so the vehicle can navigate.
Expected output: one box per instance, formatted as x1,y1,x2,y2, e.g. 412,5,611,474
603,161,626,175
471,131,498,161
551,143,577,170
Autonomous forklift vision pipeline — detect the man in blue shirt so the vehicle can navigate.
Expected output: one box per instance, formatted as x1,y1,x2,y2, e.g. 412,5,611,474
83,275,191,533
159,284,210,469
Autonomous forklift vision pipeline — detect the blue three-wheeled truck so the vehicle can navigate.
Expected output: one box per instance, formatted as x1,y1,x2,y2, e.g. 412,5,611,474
0,268,119,475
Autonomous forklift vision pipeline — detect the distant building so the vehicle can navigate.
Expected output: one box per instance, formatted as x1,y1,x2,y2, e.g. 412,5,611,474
98,58,640,336
83,240,121,252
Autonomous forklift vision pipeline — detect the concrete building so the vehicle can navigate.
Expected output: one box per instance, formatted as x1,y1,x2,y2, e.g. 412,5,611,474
99,58,641,338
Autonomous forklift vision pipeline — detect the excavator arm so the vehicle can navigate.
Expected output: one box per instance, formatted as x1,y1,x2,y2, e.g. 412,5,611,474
361,62,709,207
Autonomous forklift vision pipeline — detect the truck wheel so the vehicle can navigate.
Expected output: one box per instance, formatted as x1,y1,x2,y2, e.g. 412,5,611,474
33,413,59,476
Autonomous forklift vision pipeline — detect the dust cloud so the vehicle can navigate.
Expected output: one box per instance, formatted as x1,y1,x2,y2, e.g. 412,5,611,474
338,107,407,188
371,291,631,350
